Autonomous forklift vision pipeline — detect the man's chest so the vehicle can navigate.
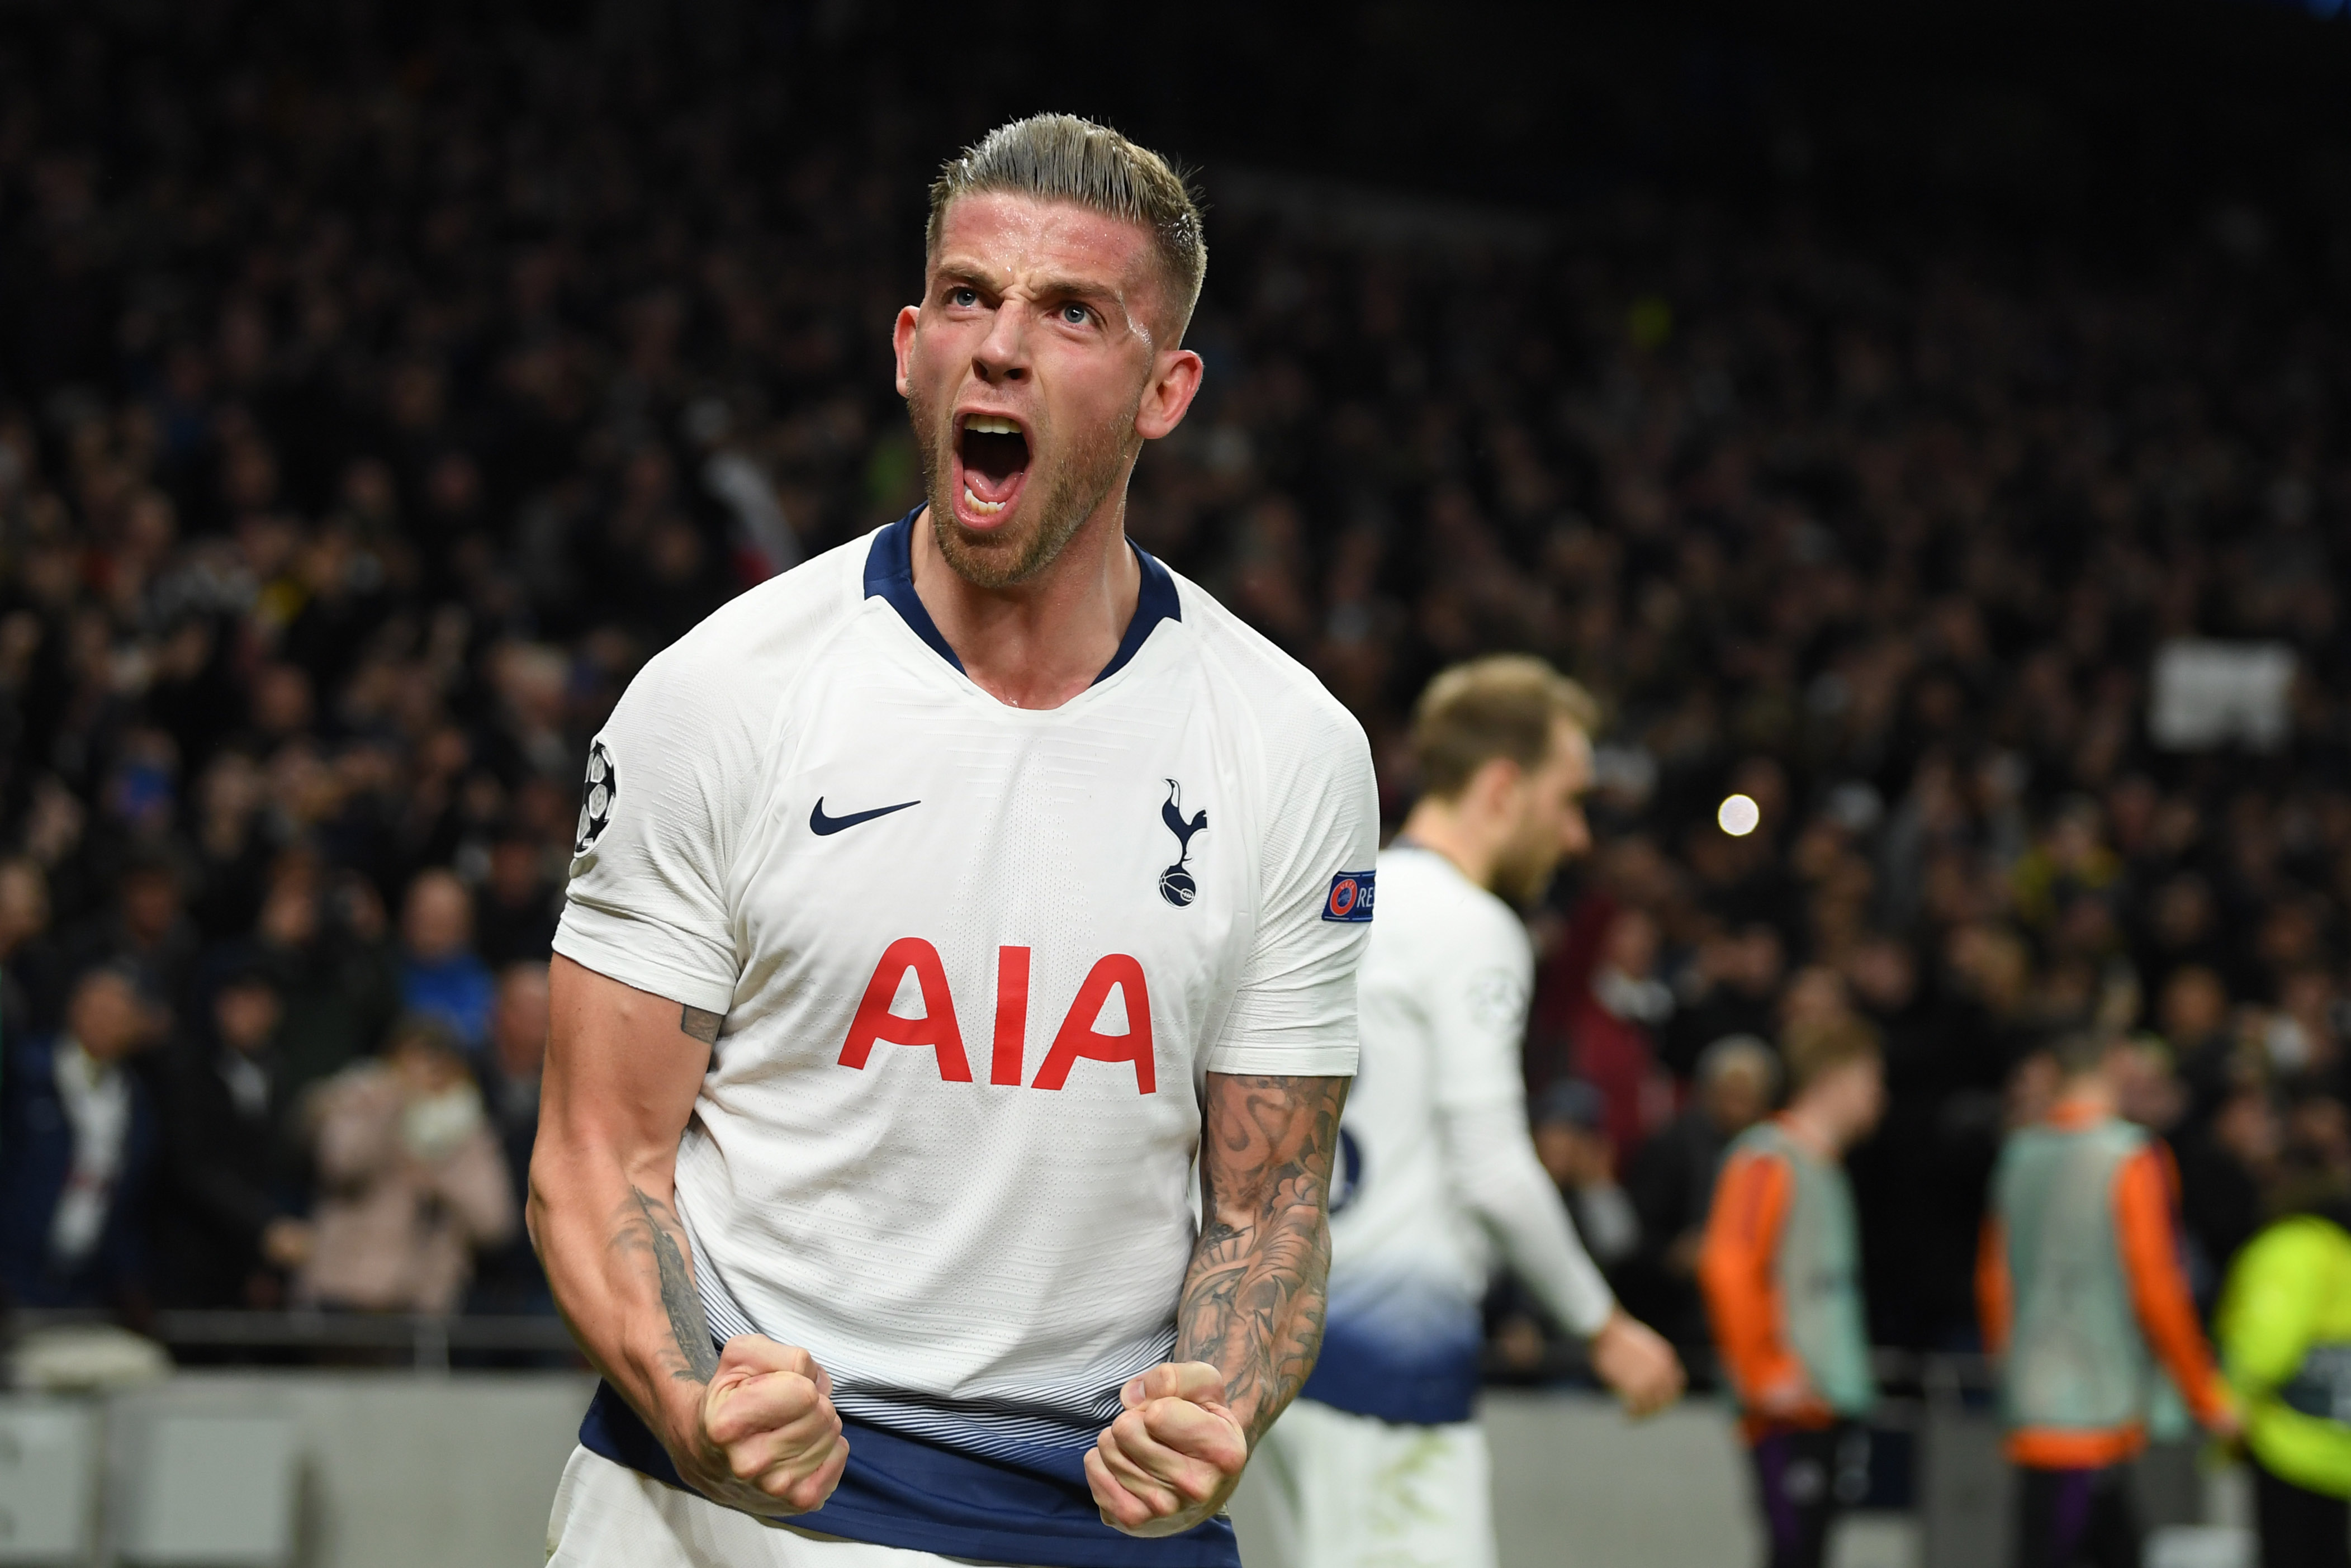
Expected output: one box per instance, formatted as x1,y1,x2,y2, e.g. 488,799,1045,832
717,680,1255,1098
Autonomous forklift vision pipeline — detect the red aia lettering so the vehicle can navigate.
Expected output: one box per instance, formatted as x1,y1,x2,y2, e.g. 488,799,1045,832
1031,954,1155,1096
991,945,1031,1086
838,936,974,1082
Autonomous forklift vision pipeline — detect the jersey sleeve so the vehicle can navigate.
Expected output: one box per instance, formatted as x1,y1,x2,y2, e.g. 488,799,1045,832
553,638,763,1015
1204,698,1379,1078
1429,904,1536,1111
2112,1142,2234,1428
1699,1148,1817,1415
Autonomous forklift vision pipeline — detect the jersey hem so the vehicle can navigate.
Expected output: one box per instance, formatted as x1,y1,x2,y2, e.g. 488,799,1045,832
577,1378,1241,1567
551,923,736,1014
1203,1044,1359,1077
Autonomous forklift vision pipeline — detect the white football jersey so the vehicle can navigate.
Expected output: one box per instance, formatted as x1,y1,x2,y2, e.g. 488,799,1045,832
553,513,1376,1564
1305,842,1611,1426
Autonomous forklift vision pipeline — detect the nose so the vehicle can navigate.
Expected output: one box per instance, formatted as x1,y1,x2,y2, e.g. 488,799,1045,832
971,301,1030,384
1559,804,1591,859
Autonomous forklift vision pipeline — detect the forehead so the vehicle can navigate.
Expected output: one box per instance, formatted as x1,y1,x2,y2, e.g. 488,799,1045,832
1547,717,1593,775
931,191,1162,295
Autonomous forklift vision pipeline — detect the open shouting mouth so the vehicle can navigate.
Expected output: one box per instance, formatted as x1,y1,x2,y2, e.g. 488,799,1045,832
953,412,1031,528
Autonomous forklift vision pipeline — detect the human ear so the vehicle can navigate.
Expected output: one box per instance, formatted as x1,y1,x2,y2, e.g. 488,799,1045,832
1470,755,1526,823
1134,348,1204,441
892,305,921,398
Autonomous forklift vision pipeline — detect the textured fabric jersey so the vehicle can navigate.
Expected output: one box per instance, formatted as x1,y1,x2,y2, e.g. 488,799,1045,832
1979,1101,2230,1468
1701,1120,1876,1429
2220,1214,2351,1498
551,511,1378,1566
1301,843,1613,1427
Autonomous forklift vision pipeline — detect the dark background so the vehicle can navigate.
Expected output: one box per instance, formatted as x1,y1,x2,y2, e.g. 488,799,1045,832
3,0,2350,1360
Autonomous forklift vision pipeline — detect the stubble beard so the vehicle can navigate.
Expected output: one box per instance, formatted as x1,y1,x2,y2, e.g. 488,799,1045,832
908,383,1141,590
1494,831,1563,909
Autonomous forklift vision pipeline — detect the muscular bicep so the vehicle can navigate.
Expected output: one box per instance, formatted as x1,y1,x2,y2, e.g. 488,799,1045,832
538,954,713,1191
534,957,727,1400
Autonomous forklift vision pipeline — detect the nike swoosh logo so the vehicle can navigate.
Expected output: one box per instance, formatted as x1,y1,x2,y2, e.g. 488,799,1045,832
809,797,921,836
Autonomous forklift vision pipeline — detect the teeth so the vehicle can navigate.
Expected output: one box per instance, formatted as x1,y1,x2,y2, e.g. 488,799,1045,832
964,486,1006,516
962,415,1020,435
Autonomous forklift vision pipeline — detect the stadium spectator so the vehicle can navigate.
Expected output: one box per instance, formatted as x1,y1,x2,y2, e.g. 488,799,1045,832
0,3,2348,1379
474,827,560,971
153,958,314,1308
1662,923,1785,1081
1531,1079,1641,1272
1701,1016,1886,1568
295,1015,515,1314
0,965,162,1310
253,867,400,1108
471,961,553,1314
1567,907,1676,1165
1624,1034,1778,1352
1980,1032,2240,1568
396,869,494,1056
0,856,56,1044
64,854,199,1025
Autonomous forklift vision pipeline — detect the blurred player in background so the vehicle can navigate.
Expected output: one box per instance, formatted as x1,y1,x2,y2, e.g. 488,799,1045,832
532,115,1380,1567
1257,656,1684,1568
1701,1016,1885,1568
2217,1168,2351,1568
1979,1032,2240,1568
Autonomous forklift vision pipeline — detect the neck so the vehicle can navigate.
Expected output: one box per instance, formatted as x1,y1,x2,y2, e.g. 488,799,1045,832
1779,1100,1845,1160
61,1036,116,1074
1399,797,1501,893
2055,1075,2117,1119
911,495,1140,710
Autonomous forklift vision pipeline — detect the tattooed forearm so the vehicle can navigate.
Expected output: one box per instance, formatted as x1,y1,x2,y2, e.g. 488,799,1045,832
681,1006,723,1044
1177,1073,1348,1445
619,1186,719,1384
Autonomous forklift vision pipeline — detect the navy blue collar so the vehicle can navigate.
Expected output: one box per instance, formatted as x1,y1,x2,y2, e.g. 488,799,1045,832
862,508,1181,686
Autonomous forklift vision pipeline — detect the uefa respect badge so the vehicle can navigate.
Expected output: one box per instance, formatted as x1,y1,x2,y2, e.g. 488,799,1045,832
1321,870,1376,923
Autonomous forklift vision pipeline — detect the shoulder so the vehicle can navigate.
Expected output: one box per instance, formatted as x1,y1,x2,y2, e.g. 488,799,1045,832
1713,1138,1794,1210
1727,1122,1791,1164
1165,566,1370,771
2246,1216,2334,1264
619,534,868,709
1373,850,1529,960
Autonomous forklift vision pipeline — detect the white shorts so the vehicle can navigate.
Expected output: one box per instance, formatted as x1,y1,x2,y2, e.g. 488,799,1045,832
1249,1399,1495,1568
544,1446,1043,1568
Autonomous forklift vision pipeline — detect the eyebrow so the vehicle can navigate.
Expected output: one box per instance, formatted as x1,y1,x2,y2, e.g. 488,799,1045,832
932,259,1129,317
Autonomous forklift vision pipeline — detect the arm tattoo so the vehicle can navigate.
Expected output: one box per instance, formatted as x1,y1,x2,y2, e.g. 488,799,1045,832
681,1006,723,1044
1178,1073,1348,1446
618,1186,719,1384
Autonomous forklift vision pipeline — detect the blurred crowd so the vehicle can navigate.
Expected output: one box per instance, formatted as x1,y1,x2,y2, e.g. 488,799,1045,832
3,7,2350,1358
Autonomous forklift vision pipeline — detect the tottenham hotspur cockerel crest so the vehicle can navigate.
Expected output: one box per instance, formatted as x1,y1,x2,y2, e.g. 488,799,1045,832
1158,780,1207,906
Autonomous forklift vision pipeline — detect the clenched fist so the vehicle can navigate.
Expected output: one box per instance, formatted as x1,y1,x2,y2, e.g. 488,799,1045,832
674,1336,850,1517
1086,1361,1249,1538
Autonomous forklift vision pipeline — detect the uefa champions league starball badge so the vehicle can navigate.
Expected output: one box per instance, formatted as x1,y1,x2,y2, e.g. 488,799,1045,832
576,740,618,855
1158,779,1207,907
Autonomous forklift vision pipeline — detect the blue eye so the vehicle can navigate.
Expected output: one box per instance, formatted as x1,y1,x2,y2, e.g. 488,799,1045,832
1061,304,1090,326
950,287,978,307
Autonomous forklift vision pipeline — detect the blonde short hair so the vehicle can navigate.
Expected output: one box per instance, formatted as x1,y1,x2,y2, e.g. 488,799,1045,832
928,113,1207,332
1410,655,1600,801
1783,1015,1883,1095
